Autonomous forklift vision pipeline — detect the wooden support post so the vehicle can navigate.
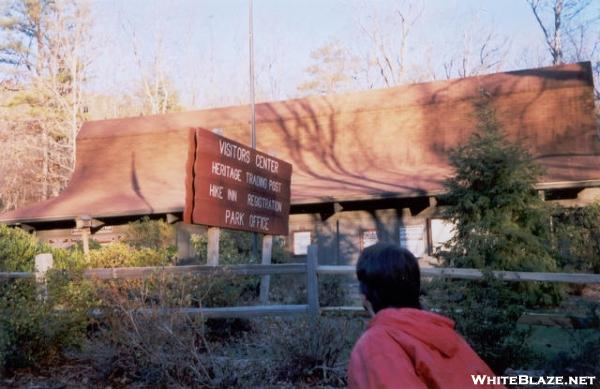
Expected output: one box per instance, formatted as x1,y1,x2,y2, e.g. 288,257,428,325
175,222,205,262
176,222,193,260
306,244,320,316
207,227,220,266
76,216,92,260
81,227,90,259
259,235,273,304
35,253,53,302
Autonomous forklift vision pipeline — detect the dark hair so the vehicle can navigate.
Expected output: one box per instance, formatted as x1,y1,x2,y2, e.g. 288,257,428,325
356,243,421,313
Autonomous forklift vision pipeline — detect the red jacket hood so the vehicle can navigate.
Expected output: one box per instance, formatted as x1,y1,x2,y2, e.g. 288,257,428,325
369,308,460,358
349,307,500,388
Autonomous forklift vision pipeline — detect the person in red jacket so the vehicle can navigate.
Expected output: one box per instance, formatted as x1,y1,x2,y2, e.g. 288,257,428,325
348,243,503,389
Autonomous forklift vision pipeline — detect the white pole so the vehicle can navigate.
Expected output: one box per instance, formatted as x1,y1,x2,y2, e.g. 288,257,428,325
35,253,53,302
249,0,260,263
249,0,256,149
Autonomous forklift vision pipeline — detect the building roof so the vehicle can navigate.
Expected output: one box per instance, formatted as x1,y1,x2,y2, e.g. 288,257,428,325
1,62,598,224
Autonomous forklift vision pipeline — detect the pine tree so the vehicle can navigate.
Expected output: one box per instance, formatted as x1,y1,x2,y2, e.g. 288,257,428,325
440,95,557,272
434,98,562,370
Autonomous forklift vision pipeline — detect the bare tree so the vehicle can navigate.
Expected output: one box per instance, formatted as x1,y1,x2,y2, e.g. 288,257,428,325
527,0,600,103
0,0,91,208
526,0,596,65
441,18,511,80
122,19,182,115
296,41,360,95
355,0,424,88
564,12,600,101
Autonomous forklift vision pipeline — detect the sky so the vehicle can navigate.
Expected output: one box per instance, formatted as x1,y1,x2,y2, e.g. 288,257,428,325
85,0,596,110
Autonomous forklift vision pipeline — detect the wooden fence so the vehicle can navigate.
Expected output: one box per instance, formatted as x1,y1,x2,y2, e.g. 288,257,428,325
2,245,600,318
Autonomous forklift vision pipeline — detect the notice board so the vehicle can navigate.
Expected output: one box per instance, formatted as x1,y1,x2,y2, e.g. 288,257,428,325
399,225,426,258
184,128,292,235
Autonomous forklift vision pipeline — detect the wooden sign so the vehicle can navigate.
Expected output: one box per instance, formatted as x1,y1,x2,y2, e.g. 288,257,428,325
184,128,292,235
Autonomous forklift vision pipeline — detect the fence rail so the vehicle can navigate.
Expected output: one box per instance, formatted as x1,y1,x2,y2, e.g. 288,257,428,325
5,265,599,284
317,265,600,284
83,263,306,280
1,247,600,320
0,271,34,280
91,304,309,319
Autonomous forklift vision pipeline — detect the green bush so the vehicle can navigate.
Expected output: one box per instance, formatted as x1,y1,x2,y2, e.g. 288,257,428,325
0,224,41,272
0,273,95,371
425,277,536,374
270,274,306,305
319,275,349,307
0,224,88,272
190,230,260,308
191,229,259,265
545,334,600,377
190,229,290,265
553,202,600,273
271,235,292,263
87,242,172,268
270,274,349,307
67,238,102,254
124,216,176,254
0,225,96,371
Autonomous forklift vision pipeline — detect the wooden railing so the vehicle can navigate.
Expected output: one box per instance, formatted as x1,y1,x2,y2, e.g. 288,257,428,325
2,245,600,318
317,265,600,284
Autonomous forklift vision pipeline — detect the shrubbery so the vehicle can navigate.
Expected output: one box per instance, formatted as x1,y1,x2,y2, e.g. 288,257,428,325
257,316,362,386
0,224,41,272
0,225,95,372
544,334,600,378
553,202,600,273
425,277,535,374
0,276,95,371
82,310,361,387
0,216,355,378
87,242,172,268
84,274,239,387
124,216,176,254
190,230,261,310
80,270,361,387
191,229,259,265
0,218,177,373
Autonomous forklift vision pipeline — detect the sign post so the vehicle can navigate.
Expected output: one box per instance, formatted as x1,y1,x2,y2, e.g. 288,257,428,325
259,234,272,304
184,128,292,300
207,227,220,266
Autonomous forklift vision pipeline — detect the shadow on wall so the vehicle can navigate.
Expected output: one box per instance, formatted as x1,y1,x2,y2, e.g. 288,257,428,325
262,99,438,197
426,65,599,184
306,199,431,267
130,152,154,213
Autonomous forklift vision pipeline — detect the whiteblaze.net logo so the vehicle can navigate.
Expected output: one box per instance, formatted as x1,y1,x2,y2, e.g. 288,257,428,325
471,374,597,386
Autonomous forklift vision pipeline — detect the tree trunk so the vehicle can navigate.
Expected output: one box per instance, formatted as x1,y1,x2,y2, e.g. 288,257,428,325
42,126,49,200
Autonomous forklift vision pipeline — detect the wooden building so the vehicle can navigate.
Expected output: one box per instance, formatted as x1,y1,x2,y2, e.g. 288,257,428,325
1,62,599,264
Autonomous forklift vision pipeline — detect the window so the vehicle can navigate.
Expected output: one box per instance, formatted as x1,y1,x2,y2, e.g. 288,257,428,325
293,231,311,255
